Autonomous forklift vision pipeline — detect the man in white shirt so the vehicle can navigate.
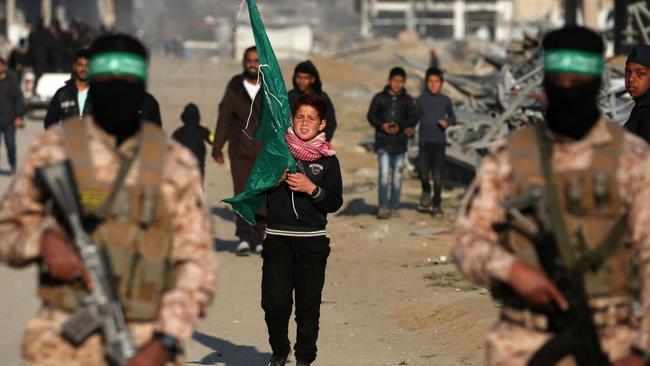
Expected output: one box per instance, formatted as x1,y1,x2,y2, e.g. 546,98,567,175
212,46,268,256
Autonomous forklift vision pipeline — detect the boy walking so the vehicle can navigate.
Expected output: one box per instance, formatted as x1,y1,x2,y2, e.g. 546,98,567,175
415,67,455,216
263,94,343,366
367,67,416,219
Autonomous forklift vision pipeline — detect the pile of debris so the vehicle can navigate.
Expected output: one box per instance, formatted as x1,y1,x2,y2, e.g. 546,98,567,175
401,32,634,187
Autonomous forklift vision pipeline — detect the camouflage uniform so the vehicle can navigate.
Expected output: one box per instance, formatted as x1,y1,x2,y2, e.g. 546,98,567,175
0,118,217,366
453,119,650,365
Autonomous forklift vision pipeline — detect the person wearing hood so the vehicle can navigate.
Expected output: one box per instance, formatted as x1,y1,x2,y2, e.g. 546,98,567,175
367,67,416,219
211,46,267,256
0,33,216,366
172,103,212,178
288,60,338,141
452,26,650,366
624,44,650,144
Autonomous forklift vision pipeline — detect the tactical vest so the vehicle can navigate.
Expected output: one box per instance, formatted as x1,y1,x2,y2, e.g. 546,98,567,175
502,123,639,298
39,118,175,321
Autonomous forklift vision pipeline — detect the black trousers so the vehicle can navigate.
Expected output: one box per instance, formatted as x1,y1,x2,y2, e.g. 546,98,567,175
417,141,446,207
261,234,330,363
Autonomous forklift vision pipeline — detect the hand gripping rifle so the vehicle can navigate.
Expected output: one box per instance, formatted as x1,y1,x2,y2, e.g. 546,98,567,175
36,161,137,366
502,186,610,366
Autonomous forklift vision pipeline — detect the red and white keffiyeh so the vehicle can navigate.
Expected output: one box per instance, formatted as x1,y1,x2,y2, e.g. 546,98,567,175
285,128,336,162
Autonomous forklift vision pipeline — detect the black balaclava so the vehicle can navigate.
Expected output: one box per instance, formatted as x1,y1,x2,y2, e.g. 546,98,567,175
543,26,604,140
88,34,148,144
292,60,323,92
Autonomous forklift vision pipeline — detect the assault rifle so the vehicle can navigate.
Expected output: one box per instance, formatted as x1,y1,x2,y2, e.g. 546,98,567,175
502,187,610,366
36,161,137,366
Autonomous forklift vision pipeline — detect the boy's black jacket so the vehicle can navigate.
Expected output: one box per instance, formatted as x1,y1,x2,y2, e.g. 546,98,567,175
625,94,650,144
366,86,416,154
266,155,343,232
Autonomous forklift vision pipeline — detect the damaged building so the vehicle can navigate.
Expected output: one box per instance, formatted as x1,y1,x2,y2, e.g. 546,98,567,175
359,0,615,40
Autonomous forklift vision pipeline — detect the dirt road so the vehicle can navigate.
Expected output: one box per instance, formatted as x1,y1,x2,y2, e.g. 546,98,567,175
0,56,496,366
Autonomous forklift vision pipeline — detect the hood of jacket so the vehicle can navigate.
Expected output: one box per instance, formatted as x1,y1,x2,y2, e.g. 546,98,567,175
292,60,322,92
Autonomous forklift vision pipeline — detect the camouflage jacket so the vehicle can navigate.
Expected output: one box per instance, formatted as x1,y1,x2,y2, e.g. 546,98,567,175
453,119,650,352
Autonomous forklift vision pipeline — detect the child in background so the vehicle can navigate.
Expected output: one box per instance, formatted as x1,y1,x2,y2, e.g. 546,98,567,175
263,93,343,366
172,103,212,178
415,67,455,216
624,45,650,144
367,67,416,219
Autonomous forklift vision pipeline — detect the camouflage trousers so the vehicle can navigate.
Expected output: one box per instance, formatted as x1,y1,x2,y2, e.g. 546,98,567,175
22,308,183,366
486,319,637,366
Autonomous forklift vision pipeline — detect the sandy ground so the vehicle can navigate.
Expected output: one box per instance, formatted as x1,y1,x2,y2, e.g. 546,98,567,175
0,52,497,366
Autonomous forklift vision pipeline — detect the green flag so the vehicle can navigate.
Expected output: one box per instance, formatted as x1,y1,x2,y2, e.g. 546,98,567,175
223,0,296,224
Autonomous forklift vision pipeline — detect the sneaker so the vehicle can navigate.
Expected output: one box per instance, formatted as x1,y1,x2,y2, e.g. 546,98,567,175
390,210,402,218
377,207,391,219
255,244,263,255
236,241,250,256
432,206,444,217
267,352,290,366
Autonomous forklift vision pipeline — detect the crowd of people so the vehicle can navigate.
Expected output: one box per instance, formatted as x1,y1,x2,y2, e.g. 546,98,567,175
3,19,650,366
9,19,99,81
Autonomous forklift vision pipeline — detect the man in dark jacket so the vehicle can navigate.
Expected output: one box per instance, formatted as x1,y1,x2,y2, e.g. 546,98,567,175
212,46,266,256
45,48,163,130
367,67,416,219
0,57,25,173
624,44,650,143
8,38,31,81
29,19,49,81
44,48,91,129
287,60,337,141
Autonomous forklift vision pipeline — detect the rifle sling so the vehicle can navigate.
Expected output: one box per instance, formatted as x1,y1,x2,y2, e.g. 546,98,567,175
532,125,575,266
93,150,138,221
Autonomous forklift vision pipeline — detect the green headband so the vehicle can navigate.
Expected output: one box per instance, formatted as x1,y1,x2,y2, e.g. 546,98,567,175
88,52,148,82
544,49,604,76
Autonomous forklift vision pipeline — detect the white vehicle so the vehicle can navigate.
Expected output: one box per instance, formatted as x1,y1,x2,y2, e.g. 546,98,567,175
21,68,69,111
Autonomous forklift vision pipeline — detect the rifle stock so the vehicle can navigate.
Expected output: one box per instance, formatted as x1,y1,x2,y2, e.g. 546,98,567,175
36,161,137,366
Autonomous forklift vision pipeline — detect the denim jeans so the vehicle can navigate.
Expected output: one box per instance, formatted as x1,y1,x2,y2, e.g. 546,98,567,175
0,122,16,169
377,149,405,211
